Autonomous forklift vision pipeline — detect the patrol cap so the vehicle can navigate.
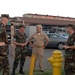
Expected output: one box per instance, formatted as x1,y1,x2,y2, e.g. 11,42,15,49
67,24,75,31
19,25,26,29
1,14,9,19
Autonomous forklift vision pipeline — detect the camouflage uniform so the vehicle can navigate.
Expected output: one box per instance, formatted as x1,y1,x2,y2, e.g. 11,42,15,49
12,31,27,71
0,23,9,75
64,33,75,75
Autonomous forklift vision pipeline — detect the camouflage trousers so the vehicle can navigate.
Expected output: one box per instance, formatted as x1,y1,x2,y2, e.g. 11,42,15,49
12,51,26,70
64,53,75,75
0,55,9,75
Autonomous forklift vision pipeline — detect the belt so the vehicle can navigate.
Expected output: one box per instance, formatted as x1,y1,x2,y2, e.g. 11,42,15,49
34,45,42,48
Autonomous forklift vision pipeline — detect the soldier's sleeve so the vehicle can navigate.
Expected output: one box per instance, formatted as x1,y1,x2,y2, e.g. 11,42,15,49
24,33,27,38
73,35,75,45
0,26,4,35
24,33,28,41
44,33,50,41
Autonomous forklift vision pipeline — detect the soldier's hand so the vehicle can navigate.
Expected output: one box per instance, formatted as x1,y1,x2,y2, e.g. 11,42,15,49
0,42,6,46
21,43,28,47
63,45,69,49
12,52,15,58
21,43,25,47
24,43,27,46
42,45,45,49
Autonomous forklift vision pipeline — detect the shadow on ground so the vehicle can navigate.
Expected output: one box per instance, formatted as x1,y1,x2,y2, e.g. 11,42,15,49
14,69,65,75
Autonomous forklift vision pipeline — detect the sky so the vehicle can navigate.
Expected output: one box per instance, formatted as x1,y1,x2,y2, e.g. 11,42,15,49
0,0,75,18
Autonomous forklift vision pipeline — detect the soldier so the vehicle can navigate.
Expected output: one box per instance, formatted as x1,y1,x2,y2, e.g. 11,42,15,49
63,24,75,75
11,25,27,75
26,25,49,72
0,14,10,75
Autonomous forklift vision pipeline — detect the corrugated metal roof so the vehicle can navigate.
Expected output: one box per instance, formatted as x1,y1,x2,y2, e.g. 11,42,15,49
18,17,75,26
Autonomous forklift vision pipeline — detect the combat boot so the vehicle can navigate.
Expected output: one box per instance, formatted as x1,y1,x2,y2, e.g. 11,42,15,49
11,69,15,75
19,69,25,74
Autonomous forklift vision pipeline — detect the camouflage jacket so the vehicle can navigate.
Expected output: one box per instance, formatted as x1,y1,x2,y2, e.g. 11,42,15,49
65,33,75,56
0,22,8,55
14,31,27,52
